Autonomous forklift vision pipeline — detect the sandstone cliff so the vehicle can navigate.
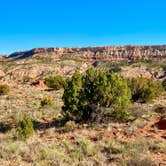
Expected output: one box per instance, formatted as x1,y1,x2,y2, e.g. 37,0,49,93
7,45,166,61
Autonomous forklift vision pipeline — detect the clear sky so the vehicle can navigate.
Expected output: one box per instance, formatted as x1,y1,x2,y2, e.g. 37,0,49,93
0,0,166,54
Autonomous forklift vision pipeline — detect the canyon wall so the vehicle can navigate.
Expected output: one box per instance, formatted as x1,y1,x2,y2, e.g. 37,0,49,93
8,45,166,61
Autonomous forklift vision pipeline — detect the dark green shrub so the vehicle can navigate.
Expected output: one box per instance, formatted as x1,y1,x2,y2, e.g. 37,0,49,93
62,71,84,121
127,78,163,103
41,97,54,107
162,79,166,91
45,76,66,90
62,68,131,122
17,114,34,140
0,84,10,95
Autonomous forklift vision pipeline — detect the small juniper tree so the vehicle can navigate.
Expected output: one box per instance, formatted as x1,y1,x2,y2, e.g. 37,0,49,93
45,76,66,90
17,114,34,140
62,68,131,122
127,77,163,103
62,71,86,121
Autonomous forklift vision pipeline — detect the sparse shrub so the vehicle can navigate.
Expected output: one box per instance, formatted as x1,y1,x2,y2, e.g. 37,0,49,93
148,140,166,153
127,138,149,158
64,121,76,132
40,148,48,160
106,138,126,154
45,76,66,90
17,114,34,140
0,84,10,95
162,79,166,91
62,68,131,122
72,139,97,161
41,98,54,107
127,77,163,103
127,157,156,166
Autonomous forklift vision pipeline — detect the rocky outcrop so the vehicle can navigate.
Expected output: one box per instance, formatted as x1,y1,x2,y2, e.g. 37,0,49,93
3,61,90,83
120,66,153,79
7,45,166,61
9,64,44,79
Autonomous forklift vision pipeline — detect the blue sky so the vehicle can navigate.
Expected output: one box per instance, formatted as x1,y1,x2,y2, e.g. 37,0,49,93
0,0,166,54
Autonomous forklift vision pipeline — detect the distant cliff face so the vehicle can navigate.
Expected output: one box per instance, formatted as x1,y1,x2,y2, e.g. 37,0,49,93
0,55,7,60
8,45,166,61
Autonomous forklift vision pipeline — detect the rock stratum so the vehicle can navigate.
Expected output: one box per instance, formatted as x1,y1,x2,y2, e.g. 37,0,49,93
6,45,166,61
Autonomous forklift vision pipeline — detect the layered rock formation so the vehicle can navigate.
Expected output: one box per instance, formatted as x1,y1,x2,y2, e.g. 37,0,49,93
0,55,7,60
7,45,166,61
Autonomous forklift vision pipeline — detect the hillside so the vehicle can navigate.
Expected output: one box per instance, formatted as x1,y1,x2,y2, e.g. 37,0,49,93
0,46,166,166
6,45,166,61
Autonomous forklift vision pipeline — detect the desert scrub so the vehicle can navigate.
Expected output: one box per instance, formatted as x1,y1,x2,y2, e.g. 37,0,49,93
62,68,131,122
41,97,54,107
64,121,76,132
126,137,149,159
17,114,34,140
45,75,66,90
71,139,97,162
0,84,10,95
127,157,156,166
148,139,166,153
127,77,163,103
39,148,48,160
104,138,126,155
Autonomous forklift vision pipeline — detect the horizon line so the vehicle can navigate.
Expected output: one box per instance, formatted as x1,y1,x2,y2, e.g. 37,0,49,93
2,44,166,56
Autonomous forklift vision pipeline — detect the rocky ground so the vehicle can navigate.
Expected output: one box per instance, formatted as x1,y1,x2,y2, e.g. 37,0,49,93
0,55,166,166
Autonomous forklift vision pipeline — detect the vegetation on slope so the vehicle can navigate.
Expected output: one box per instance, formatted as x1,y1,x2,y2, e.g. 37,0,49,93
127,78,163,103
0,59,166,165
45,76,66,90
